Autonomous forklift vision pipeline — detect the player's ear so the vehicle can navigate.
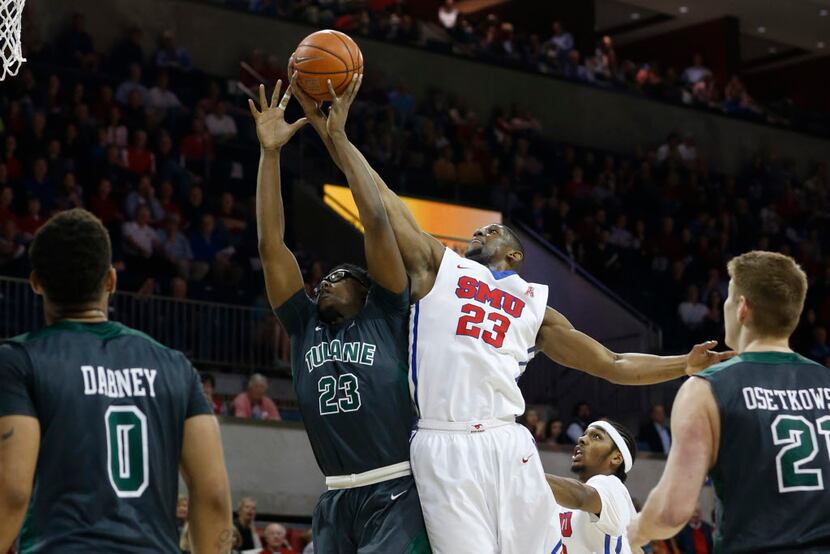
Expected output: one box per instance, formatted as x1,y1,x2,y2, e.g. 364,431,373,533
29,271,43,296
610,449,623,470
507,249,524,266
104,266,117,295
737,295,749,324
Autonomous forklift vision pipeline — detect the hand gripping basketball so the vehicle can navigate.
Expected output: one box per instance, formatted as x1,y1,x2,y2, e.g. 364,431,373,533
325,73,363,139
247,81,308,151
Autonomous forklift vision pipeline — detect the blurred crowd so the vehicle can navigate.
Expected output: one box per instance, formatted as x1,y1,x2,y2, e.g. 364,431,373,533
222,0,830,136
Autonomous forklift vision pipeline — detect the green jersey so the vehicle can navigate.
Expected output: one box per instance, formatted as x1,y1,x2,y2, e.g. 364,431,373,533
0,320,211,554
699,352,830,554
275,285,414,476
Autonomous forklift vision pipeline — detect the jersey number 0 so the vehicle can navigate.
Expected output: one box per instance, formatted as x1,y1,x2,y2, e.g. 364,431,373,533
105,405,150,498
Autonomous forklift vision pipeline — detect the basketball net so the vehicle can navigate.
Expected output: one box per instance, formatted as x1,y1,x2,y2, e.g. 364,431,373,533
0,0,25,80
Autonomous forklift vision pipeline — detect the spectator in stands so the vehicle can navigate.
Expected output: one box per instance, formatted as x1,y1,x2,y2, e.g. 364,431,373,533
522,407,546,441
657,133,681,163
175,494,189,538
125,174,164,222
681,53,712,86
109,27,144,76
260,524,297,554
548,20,574,64
105,106,129,148
23,157,55,211
234,497,263,551
218,192,247,235
0,219,25,275
180,118,213,172
205,102,238,141
232,373,281,420
123,204,160,262
17,197,46,241
674,505,714,554
678,134,698,163
116,63,149,106
155,30,193,72
58,13,97,70
566,402,592,443
562,50,593,82
56,172,84,210
148,71,183,120
0,185,14,223
158,179,182,219
678,284,708,334
123,130,156,175
544,418,568,445
638,403,671,455
201,373,224,415
89,178,123,229
182,185,208,229
159,213,205,281
438,0,459,31
432,146,456,187
808,327,830,363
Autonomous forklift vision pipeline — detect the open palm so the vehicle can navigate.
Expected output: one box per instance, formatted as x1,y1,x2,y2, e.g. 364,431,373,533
248,81,307,150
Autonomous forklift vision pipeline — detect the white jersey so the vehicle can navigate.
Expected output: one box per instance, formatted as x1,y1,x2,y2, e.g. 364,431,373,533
560,474,636,554
409,247,549,421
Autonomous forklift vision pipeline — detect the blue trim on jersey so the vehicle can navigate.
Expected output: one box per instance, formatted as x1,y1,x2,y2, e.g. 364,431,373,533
551,539,563,554
604,534,611,554
518,361,528,366
490,269,517,280
411,301,421,410
528,346,536,353
615,536,623,554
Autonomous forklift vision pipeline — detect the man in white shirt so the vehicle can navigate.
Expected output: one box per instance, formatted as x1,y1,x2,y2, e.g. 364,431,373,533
205,102,238,140
547,420,638,554
437,0,458,30
681,53,712,86
148,71,182,115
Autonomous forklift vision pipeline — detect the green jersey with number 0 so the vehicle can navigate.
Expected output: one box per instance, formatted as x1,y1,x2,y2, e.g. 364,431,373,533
699,352,830,554
0,320,211,553
275,284,413,477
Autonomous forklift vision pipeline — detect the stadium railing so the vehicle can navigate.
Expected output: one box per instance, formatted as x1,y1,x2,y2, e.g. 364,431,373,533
0,276,289,372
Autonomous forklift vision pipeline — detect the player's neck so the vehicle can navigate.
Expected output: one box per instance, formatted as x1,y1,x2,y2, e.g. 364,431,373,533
44,303,108,325
737,334,791,354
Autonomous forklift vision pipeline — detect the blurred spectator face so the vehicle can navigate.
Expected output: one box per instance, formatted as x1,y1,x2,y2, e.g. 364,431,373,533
109,106,122,125
190,186,203,206
200,213,215,235
651,404,666,425
98,179,112,197
568,50,580,64
693,53,703,67
171,277,188,299
690,505,702,525
176,496,188,520
221,192,234,213
687,284,699,303
48,139,61,158
248,376,267,402
1,186,13,206
202,376,215,399
6,135,17,153
128,89,144,109
63,172,77,192
816,327,828,345
215,103,227,117
577,403,591,421
106,145,120,163
548,419,563,439
162,30,176,49
128,63,142,82
28,197,41,216
192,118,206,134
136,205,151,226
525,408,539,427
165,214,181,234
157,71,170,89
33,158,47,180
138,175,153,196
238,499,257,524
135,130,148,148
159,133,173,154
101,84,114,102
553,21,562,35
2,219,18,239
264,524,287,548
160,180,174,200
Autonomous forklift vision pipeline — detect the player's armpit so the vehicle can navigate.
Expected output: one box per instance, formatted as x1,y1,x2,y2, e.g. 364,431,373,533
0,415,39,552
180,415,233,554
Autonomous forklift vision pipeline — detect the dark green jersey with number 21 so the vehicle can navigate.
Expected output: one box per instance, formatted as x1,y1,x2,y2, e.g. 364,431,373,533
0,321,211,554
699,352,830,554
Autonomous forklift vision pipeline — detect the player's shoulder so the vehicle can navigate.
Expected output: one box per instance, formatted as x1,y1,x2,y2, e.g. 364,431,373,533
0,339,32,367
586,473,625,491
698,351,824,379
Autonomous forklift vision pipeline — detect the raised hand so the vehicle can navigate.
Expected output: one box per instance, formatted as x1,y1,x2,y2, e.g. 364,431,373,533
289,65,329,139
685,340,736,376
247,80,307,151
325,73,363,139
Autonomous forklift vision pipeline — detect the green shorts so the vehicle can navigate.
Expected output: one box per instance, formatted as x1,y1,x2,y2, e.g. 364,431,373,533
313,474,431,554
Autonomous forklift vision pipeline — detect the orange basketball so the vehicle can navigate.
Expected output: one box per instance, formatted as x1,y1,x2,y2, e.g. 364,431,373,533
290,30,363,102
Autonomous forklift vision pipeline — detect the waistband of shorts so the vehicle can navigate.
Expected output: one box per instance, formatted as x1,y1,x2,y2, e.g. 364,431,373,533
416,416,516,433
325,461,412,490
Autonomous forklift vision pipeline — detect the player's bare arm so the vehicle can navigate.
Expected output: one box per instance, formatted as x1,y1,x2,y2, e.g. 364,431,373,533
180,414,233,554
0,415,39,551
545,474,602,515
249,81,308,308
536,307,735,384
324,75,407,294
291,72,443,301
628,377,720,548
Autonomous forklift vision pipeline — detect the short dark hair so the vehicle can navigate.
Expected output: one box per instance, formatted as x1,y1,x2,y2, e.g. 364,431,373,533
607,420,637,483
201,373,216,387
29,209,112,305
500,224,524,255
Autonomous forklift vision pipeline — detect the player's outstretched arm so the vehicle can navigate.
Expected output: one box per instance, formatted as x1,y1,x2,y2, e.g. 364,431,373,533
324,76,407,293
545,474,602,514
249,81,308,309
536,307,734,385
291,71,443,300
180,415,233,554
627,378,719,548
0,415,39,551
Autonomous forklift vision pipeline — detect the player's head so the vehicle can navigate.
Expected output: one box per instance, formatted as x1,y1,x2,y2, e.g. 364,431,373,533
28,209,115,317
176,495,188,519
315,263,371,323
237,497,257,524
571,420,636,483
724,251,807,352
464,223,524,271
201,373,216,398
264,523,287,548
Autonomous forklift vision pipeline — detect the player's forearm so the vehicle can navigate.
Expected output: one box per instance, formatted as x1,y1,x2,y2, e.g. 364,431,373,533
0,491,30,552
545,475,598,512
187,489,234,554
255,147,287,257
330,132,389,230
635,486,690,540
610,353,688,385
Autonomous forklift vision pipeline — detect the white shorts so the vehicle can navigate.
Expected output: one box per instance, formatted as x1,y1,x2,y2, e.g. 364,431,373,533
411,419,562,554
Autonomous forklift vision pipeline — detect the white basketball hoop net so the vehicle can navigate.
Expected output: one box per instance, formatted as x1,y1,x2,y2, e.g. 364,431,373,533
0,0,25,80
